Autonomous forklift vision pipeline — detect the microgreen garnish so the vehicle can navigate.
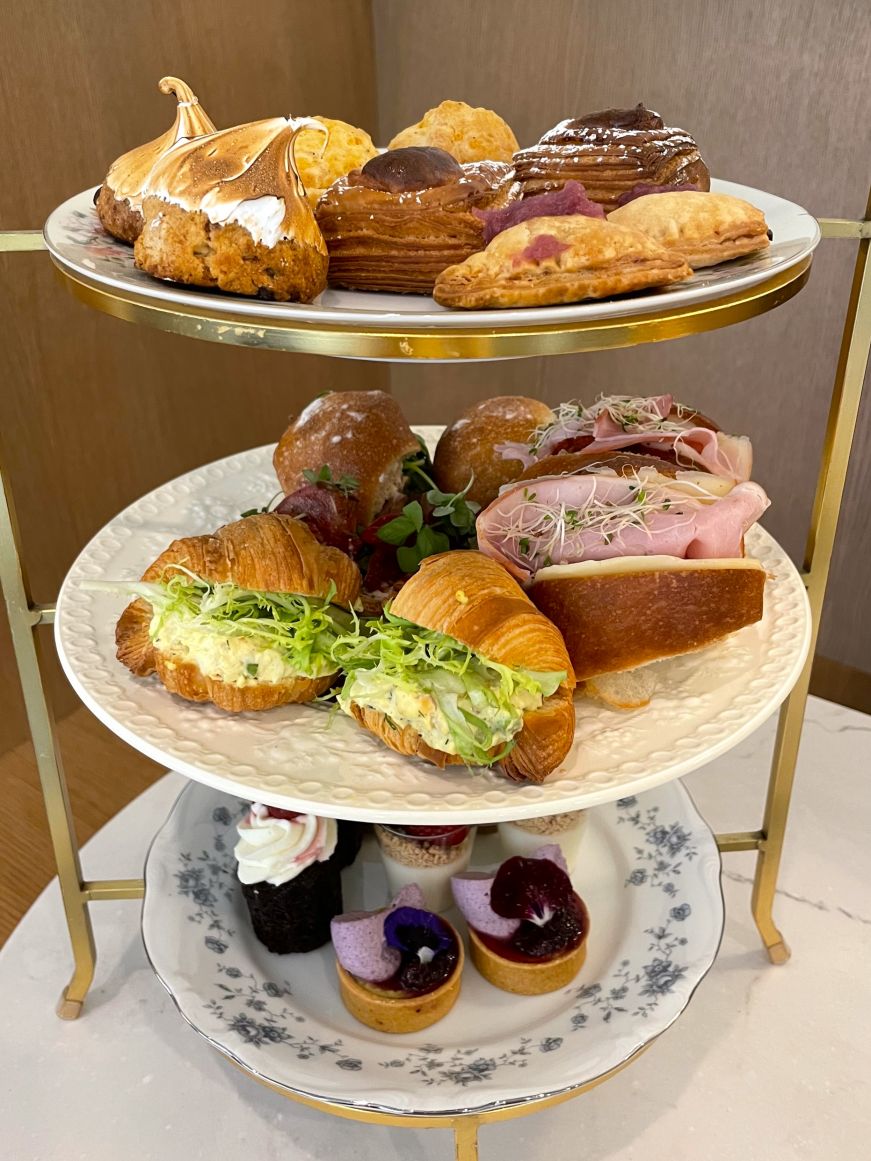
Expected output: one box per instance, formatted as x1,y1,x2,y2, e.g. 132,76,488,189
301,464,359,497
376,478,480,575
240,492,284,518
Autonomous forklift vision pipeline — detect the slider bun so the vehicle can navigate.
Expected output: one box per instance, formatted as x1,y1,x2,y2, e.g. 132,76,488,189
530,556,765,680
273,391,420,524
433,396,555,507
517,449,681,481
115,513,360,712
348,550,575,783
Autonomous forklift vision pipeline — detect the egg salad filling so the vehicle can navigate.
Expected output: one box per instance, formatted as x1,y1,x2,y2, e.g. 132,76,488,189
113,571,350,687
333,612,566,766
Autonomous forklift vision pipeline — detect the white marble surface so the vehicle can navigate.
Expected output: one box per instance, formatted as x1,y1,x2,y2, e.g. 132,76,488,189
2,694,870,1160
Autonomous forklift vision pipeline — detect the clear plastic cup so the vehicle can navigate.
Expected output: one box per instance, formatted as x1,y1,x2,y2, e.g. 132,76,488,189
374,823,476,912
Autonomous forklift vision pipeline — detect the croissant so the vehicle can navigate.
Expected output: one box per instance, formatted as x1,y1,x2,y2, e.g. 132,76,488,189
339,551,576,783
315,147,515,293
116,513,360,712
513,104,710,210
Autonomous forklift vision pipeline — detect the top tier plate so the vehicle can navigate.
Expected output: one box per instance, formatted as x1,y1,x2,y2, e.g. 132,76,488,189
54,432,811,823
44,181,818,361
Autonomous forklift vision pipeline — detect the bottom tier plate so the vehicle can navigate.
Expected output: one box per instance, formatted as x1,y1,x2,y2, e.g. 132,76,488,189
145,775,724,1109
143,779,723,1115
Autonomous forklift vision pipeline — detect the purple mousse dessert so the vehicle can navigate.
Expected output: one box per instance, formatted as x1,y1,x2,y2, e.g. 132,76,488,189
331,884,464,1033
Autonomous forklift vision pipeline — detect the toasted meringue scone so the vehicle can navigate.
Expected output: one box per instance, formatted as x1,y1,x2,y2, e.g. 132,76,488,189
96,76,216,244
115,513,360,713
433,396,556,507
294,116,378,207
388,99,519,163
335,551,575,783
433,215,692,309
316,147,514,293
608,191,771,268
133,116,329,302
513,104,710,210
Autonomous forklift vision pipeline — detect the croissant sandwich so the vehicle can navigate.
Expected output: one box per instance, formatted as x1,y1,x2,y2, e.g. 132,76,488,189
112,513,360,712
333,551,575,783
476,453,769,698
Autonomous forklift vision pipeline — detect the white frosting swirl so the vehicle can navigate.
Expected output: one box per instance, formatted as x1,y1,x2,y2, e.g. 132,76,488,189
234,805,337,887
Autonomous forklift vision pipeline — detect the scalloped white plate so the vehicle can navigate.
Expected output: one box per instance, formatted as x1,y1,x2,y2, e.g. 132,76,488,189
142,778,723,1115
54,428,811,823
44,180,818,330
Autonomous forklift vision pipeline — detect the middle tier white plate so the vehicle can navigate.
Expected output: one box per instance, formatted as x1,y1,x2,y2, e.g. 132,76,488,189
55,430,811,823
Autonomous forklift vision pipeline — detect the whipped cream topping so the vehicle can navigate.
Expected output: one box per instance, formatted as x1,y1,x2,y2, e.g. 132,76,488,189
234,804,337,887
144,116,328,250
106,76,216,207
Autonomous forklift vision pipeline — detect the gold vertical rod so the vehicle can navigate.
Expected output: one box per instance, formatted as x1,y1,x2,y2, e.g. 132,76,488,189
752,197,871,962
453,1118,479,1161
0,457,96,1018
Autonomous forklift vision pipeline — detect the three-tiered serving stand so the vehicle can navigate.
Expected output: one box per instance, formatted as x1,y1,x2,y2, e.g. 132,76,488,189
1,175,869,1160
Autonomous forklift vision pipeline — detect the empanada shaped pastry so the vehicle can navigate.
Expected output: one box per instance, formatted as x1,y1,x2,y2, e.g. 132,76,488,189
432,214,691,309
608,191,770,268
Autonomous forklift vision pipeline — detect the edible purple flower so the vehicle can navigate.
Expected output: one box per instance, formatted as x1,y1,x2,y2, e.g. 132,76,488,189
383,907,454,964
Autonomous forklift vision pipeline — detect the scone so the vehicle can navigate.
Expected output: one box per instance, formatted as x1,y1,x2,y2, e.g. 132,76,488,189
316,146,514,293
433,214,692,309
609,190,771,268
134,116,329,302
388,99,519,163
95,76,215,244
513,103,710,209
293,116,378,206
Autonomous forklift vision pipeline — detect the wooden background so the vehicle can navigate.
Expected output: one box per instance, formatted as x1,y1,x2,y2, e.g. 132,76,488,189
1,0,870,759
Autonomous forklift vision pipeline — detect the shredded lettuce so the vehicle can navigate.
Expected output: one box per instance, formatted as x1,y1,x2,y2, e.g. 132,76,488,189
333,610,565,766
90,571,351,680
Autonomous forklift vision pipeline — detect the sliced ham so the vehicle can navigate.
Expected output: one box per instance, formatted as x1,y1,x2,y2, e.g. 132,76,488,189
476,467,770,581
497,394,753,482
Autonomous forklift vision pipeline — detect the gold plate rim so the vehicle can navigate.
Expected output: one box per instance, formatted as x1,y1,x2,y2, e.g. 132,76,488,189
51,254,812,361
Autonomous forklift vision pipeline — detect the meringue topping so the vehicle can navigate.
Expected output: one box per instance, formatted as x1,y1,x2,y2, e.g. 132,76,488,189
105,76,216,206
145,116,328,250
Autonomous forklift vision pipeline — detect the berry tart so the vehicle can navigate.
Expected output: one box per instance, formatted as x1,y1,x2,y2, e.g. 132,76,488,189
452,845,589,995
331,885,463,1033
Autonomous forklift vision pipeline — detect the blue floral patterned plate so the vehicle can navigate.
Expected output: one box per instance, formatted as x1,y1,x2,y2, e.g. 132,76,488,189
142,779,723,1115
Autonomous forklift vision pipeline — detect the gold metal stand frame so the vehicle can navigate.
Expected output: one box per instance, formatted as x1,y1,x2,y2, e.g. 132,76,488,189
1,202,869,1157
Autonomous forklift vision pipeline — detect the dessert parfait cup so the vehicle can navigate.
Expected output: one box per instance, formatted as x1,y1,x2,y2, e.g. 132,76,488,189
498,811,587,877
374,823,476,911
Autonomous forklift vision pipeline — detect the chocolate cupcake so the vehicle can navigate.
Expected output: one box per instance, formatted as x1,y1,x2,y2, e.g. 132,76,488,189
234,805,343,954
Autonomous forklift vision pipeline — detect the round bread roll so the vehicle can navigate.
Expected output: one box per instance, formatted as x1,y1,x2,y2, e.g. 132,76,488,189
388,99,519,163
433,396,555,507
294,116,378,206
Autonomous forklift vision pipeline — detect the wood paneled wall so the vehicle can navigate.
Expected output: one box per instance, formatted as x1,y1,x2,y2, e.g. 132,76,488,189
0,0,385,751
375,0,871,675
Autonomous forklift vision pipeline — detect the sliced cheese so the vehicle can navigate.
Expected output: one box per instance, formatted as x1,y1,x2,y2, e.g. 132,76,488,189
532,555,764,584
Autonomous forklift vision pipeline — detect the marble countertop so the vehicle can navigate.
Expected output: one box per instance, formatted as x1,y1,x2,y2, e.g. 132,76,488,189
1,694,869,1160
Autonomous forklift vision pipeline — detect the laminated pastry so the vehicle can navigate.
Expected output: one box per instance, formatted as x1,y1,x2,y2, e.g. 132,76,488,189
293,116,378,206
96,76,216,244
388,99,519,163
273,389,421,536
133,116,329,302
433,396,556,507
432,214,692,309
333,550,575,783
498,393,753,482
513,104,710,210
315,147,515,293
114,512,360,711
608,190,771,268
476,453,769,682
235,804,343,954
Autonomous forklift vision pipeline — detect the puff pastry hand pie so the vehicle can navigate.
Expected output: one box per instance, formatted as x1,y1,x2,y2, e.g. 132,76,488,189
608,191,771,268
432,214,691,309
